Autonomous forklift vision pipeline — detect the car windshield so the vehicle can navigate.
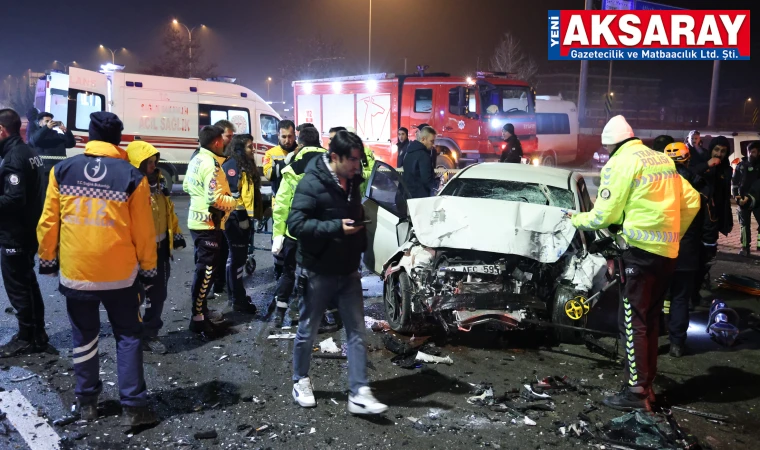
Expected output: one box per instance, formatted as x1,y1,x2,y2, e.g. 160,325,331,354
480,86,533,115
440,178,575,209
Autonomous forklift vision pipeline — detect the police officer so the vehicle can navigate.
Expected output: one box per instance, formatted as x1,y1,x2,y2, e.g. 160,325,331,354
37,111,159,426
499,123,523,163
0,108,49,357
569,115,700,411
732,141,760,256
183,125,237,339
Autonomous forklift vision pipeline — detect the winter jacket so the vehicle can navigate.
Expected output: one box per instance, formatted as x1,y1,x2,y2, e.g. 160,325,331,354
223,157,257,225
572,138,701,259
674,163,705,271
182,148,236,231
731,156,760,197
499,135,523,163
263,144,294,201
273,146,326,241
396,140,411,167
287,154,367,275
29,125,76,172
402,141,436,199
0,136,46,249
37,140,157,297
360,145,376,196
126,141,185,255
25,108,39,144
690,144,733,241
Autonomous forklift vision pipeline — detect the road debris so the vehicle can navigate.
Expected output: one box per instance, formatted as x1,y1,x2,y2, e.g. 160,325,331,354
524,416,537,426
319,337,341,353
10,374,36,382
194,429,218,440
467,386,494,405
671,406,729,421
416,351,453,365
603,411,695,449
267,333,296,340
522,384,551,400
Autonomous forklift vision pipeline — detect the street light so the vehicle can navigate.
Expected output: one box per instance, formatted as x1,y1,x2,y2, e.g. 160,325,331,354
744,97,753,117
172,19,206,75
99,45,126,64
53,60,78,72
266,77,272,100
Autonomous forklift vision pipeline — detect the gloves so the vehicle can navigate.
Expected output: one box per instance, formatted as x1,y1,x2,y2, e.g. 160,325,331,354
272,235,285,256
139,273,155,296
173,233,187,250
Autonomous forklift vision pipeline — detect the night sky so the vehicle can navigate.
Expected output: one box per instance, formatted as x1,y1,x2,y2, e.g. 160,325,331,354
1,0,756,102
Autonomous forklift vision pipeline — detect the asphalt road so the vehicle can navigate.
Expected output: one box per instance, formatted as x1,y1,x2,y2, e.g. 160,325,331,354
0,197,759,449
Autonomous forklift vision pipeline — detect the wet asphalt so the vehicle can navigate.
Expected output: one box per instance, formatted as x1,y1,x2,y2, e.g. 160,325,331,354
0,196,759,449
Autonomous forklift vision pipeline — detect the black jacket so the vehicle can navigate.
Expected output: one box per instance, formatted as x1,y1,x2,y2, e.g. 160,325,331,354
29,125,76,172
402,141,435,199
731,156,760,197
396,140,410,168
0,136,46,249
675,163,704,271
287,154,366,275
691,149,733,242
499,135,523,163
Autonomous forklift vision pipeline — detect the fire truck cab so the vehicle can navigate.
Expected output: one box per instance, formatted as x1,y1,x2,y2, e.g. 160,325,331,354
293,71,537,168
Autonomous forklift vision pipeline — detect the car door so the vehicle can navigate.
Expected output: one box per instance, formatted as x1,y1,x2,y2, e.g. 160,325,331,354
362,161,412,276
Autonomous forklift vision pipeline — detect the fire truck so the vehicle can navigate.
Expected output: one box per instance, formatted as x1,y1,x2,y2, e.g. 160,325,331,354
292,71,537,168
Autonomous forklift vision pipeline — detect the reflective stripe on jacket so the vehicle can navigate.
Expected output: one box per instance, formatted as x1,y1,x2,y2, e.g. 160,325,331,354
572,139,701,258
36,140,157,292
272,147,327,240
182,148,236,230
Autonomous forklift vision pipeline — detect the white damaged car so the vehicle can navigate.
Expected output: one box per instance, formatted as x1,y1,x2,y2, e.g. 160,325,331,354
361,162,614,343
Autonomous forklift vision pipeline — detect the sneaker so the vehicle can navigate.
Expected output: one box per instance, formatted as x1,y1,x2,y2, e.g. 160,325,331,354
739,248,750,257
267,298,278,317
205,309,225,324
142,337,167,354
233,297,258,314
602,387,651,412
0,334,36,358
274,309,286,328
122,405,159,427
669,342,685,358
318,310,343,334
189,319,219,340
78,402,98,421
348,386,388,415
292,377,316,408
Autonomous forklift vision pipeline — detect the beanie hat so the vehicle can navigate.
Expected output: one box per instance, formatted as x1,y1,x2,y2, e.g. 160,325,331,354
502,123,515,134
601,115,634,145
89,112,124,146
652,135,675,152
708,135,730,152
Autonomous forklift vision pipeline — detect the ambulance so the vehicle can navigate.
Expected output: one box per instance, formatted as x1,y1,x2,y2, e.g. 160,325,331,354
34,66,281,187
292,71,537,168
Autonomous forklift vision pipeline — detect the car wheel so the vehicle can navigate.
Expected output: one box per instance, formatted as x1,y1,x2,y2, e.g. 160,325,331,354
159,167,174,192
436,154,456,169
551,285,584,345
542,154,556,167
384,270,416,334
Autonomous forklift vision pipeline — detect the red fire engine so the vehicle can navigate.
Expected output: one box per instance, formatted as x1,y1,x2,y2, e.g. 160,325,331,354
292,71,537,168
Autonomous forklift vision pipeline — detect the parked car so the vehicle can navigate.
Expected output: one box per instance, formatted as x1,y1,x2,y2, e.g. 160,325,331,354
361,162,614,343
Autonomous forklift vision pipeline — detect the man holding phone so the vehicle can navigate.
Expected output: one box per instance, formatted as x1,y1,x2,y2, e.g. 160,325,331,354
29,112,76,181
287,130,387,415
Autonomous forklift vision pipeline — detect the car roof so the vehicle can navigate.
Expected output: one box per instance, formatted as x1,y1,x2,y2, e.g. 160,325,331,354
453,163,575,190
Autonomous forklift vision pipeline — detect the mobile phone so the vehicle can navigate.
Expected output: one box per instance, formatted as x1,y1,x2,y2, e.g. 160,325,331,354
349,219,372,226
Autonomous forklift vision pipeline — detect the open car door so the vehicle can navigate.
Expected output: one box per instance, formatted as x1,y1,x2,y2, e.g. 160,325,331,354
362,161,411,276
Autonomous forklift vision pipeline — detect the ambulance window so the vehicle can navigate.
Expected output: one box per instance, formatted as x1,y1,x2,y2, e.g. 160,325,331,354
210,109,228,125
49,89,69,127
228,110,250,134
260,114,279,145
414,89,433,113
68,89,105,131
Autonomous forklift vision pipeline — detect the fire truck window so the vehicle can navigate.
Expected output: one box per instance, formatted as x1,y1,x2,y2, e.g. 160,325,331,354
260,114,279,145
74,92,103,130
468,88,477,113
414,89,433,113
448,89,461,115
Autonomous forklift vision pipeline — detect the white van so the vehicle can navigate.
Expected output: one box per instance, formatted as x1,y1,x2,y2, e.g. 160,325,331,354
534,95,579,166
34,67,281,186
696,131,760,169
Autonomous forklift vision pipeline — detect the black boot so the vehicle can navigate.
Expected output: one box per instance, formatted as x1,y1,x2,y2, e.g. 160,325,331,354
602,387,651,412
77,400,98,421
122,405,159,427
189,318,219,340
0,334,36,358
318,310,342,334
273,308,286,328
669,342,686,358
233,296,258,314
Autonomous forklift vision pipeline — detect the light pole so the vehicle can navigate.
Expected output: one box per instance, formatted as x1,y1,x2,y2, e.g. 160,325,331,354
267,77,272,100
172,19,205,76
99,45,126,64
744,97,753,119
53,60,78,72
368,0,372,74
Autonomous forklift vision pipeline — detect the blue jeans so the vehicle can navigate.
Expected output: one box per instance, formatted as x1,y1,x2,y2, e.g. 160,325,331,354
292,270,367,395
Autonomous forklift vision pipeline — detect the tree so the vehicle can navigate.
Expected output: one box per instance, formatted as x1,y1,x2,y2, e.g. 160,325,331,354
279,34,348,82
490,32,539,87
142,27,216,79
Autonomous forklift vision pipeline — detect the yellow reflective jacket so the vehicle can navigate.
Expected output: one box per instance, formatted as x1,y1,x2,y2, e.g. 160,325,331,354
572,139,701,258
126,141,184,255
37,141,157,293
182,148,236,230
272,147,326,240
360,145,376,195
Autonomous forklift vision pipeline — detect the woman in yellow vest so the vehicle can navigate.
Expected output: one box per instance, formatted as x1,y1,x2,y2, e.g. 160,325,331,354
126,141,186,354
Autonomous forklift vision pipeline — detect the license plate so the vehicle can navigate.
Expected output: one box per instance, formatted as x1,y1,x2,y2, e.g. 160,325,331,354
442,264,504,275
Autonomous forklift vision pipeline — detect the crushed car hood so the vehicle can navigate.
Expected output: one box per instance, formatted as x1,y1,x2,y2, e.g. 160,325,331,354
406,196,576,263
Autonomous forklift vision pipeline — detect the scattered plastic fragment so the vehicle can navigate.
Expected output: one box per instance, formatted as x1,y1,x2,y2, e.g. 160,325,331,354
524,417,537,426
267,333,296,340
193,430,218,440
467,387,494,405
319,337,341,353
10,374,36,382
309,427,316,434
415,351,453,365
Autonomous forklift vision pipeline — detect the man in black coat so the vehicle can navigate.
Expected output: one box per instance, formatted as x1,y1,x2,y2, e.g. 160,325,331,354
28,112,76,179
402,126,437,199
499,123,523,163
732,141,760,255
395,127,410,168
0,109,49,357
287,130,387,416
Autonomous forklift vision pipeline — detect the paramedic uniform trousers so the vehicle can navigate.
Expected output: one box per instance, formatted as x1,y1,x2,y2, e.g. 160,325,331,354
224,215,251,304
190,229,224,317
619,247,676,392
143,239,171,338
212,236,228,293
1,246,45,341
667,270,696,346
66,282,147,407
273,237,298,309
737,206,760,250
